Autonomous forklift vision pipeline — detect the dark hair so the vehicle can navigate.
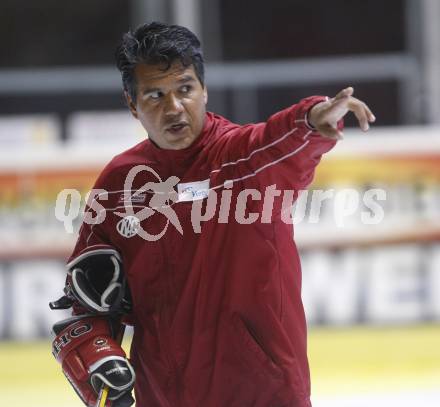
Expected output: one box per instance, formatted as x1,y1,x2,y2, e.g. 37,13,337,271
115,22,205,101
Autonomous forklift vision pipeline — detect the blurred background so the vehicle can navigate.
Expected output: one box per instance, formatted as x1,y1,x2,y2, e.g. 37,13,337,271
0,0,439,406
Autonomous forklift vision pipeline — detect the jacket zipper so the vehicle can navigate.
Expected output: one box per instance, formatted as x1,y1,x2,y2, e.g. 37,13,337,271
159,232,181,403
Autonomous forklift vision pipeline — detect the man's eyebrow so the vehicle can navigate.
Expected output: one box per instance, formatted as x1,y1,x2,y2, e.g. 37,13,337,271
141,76,196,95
178,75,196,84
142,87,161,95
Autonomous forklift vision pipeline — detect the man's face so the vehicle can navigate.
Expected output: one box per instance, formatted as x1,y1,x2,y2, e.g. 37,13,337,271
126,61,208,150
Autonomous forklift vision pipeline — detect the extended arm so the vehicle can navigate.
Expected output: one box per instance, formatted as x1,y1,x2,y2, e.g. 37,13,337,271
213,88,375,192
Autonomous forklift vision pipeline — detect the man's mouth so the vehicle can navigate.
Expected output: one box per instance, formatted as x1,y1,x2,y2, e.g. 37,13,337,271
166,122,189,134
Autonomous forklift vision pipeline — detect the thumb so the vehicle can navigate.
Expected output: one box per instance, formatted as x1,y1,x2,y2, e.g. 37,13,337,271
317,123,344,140
333,87,354,101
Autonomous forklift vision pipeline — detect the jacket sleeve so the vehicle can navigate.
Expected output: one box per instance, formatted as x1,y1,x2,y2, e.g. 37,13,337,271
65,166,123,316
67,168,119,266
214,96,339,192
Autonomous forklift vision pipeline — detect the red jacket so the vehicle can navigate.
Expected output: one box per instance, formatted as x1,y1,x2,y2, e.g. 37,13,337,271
69,96,337,407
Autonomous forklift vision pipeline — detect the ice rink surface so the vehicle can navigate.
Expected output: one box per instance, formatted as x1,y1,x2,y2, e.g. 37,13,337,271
313,390,440,407
0,324,439,406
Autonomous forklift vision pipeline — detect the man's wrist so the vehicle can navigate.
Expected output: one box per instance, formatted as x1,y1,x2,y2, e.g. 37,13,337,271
307,99,328,130
305,110,317,130
294,95,328,131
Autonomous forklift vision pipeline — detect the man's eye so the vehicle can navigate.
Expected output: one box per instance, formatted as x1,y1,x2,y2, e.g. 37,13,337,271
180,85,192,93
149,91,162,100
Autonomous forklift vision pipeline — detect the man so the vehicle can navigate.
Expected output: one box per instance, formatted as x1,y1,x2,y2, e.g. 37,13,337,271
51,22,375,407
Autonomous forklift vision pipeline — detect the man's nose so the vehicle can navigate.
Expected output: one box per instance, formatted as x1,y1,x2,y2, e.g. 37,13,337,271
164,93,184,115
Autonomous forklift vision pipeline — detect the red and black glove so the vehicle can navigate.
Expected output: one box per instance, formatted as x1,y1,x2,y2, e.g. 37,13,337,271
52,316,135,407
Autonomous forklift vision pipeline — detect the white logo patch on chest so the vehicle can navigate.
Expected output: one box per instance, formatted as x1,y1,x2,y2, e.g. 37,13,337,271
118,192,147,204
177,179,210,202
116,215,140,238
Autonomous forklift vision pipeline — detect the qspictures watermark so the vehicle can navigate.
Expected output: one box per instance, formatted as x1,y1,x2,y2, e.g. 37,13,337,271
54,165,387,241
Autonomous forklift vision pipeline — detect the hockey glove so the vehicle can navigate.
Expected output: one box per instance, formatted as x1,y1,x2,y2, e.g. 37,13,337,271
52,316,135,406
65,249,132,315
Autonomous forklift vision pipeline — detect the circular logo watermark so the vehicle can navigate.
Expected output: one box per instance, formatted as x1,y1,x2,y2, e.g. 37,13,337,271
116,165,183,241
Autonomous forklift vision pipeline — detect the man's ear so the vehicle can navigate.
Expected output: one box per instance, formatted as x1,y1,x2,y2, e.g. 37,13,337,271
203,85,208,105
125,91,138,119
